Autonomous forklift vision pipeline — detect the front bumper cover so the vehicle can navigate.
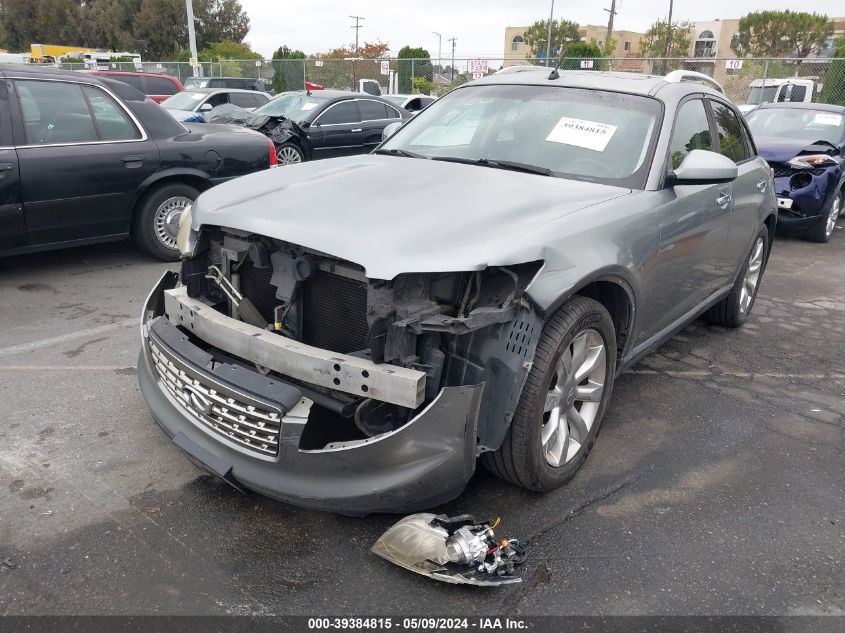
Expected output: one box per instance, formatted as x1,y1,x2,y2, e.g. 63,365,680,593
138,272,484,515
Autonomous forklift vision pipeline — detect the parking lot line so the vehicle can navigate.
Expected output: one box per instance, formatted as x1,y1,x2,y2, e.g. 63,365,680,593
0,317,135,358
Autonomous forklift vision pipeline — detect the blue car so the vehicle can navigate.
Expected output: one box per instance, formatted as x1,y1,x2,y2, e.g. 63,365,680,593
746,103,845,242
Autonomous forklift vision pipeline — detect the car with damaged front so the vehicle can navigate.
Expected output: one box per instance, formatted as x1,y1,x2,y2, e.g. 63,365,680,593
745,103,844,243
138,70,776,515
204,90,410,165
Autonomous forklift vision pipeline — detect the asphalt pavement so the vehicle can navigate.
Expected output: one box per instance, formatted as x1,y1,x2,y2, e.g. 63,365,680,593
0,229,842,616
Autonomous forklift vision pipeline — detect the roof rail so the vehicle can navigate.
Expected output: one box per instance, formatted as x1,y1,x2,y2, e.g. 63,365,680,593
664,70,724,94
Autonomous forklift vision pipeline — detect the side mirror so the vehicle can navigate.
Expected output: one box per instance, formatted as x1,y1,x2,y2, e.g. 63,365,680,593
382,121,403,141
668,150,738,186
199,103,213,112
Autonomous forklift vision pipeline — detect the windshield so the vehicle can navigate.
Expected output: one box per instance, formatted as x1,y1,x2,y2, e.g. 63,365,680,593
746,108,845,145
161,91,208,111
183,77,209,89
254,93,327,121
747,85,779,106
380,84,661,188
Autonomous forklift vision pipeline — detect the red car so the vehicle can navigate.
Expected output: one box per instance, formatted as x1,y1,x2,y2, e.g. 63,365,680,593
84,71,183,104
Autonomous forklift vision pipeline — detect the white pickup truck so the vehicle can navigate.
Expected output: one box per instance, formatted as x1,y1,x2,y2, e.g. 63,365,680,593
739,78,818,114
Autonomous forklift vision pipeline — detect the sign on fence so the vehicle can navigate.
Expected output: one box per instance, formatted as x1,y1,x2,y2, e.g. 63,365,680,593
469,59,488,75
580,59,594,69
725,59,743,70
315,60,324,67
380,61,390,76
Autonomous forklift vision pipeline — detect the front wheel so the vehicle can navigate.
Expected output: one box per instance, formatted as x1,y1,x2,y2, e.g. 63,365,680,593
482,296,617,491
805,188,842,243
276,142,304,165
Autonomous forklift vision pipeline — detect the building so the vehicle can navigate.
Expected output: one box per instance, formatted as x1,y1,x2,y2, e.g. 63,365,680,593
503,24,643,67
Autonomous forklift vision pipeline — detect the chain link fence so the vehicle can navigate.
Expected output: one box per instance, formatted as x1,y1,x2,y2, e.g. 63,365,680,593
56,56,845,107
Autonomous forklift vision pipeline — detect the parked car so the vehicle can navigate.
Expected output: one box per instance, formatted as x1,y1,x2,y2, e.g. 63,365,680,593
383,93,436,113
84,70,183,104
0,66,277,260
183,76,270,92
138,70,776,514
161,88,271,121
746,103,844,242
205,90,410,165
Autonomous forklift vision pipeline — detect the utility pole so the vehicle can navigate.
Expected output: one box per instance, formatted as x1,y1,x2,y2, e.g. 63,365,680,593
185,0,199,77
432,31,442,72
350,15,365,53
663,0,674,60
604,0,618,48
448,37,457,81
545,0,555,67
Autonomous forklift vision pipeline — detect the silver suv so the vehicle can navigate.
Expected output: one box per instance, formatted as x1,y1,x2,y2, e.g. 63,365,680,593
138,70,776,514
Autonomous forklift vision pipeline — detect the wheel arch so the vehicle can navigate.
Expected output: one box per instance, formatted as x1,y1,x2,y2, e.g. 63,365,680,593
530,268,637,368
763,212,777,259
129,170,213,230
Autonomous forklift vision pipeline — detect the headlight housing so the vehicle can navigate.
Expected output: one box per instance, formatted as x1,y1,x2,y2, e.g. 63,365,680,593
787,154,838,169
175,203,197,257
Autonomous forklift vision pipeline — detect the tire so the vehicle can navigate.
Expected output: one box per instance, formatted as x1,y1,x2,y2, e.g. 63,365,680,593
133,182,200,261
805,188,842,243
481,296,617,491
703,225,769,328
276,142,304,165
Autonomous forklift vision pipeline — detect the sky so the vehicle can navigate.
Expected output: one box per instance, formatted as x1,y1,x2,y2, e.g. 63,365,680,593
239,0,845,59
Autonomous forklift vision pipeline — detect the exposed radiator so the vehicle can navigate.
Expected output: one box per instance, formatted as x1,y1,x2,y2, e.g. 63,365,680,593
302,270,370,354
239,261,370,354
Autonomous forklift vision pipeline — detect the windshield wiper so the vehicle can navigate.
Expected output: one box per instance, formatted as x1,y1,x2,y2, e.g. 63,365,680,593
430,156,553,176
373,148,429,159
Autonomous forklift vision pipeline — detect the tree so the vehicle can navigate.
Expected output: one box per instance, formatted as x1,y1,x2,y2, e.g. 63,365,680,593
397,45,432,93
639,20,692,58
193,0,250,51
271,45,306,92
522,19,580,59
135,0,188,60
311,41,389,90
560,41,605,70
820,45,845,106
198,39,260,61
731,11,833,58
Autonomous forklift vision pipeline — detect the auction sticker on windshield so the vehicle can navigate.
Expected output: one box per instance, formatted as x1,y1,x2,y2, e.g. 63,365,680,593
814,113,843,126
546,117,618,151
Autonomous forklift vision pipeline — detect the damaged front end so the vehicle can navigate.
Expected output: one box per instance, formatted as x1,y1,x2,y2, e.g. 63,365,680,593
770,141,842,224
138,222,544,513
203,103,305,149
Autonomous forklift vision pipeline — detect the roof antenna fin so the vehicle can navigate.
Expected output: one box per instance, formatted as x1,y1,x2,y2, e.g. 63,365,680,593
548,52,565,80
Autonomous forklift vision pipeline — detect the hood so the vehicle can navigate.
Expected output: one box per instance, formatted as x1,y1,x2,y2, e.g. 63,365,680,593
192,155,632,279
755,136,837,163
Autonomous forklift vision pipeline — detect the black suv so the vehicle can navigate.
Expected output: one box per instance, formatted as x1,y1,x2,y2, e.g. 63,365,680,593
0,65,276,260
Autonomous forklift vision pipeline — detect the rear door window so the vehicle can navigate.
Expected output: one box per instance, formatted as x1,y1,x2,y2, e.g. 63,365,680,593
147,76,179,95
82,86,141,141
668,98,713,170
359,99,389,121
317,101,361,125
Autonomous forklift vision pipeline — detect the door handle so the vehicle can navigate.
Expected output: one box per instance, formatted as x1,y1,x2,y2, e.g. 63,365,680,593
757,180,767,192
716,193,732,208
350,128,363,133
121,155,145,168
0,163,14,171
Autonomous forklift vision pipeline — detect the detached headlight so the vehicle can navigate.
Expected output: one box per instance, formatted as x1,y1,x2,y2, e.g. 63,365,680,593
787,154,838,169
175,203,197,257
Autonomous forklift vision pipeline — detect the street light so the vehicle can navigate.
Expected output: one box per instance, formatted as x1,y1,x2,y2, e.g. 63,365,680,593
545,0,555,67
184,0,199,77
432,31,442,72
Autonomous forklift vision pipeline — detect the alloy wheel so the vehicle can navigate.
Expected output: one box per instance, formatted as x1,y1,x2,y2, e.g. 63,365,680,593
826,194,841,238
277,146,302,165
740,237,764,314
541,328,607,467
153,196,192,250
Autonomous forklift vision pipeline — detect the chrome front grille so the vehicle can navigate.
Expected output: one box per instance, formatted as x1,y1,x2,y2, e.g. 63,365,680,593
149,339,282,456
